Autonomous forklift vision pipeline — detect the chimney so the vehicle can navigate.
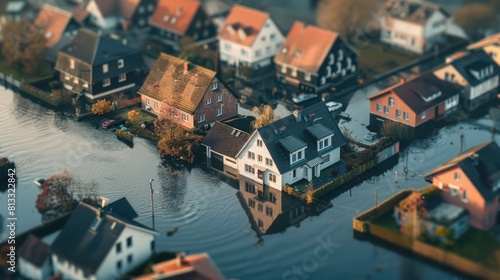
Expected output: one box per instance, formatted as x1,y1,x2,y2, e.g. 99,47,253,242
399,77,405,84
293,109,301,121
183,61,189,74
176,252,187,267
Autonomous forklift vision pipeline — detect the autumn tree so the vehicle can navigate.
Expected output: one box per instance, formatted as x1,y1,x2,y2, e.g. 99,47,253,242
1,20,48,76
128,109,140,122
453,3,497,41
399,192,428,238
251,105,280,130
317,0,376,42
91,99,112,115
305,181,315,204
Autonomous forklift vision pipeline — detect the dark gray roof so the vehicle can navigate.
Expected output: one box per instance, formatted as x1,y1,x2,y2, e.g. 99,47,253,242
202,122,251,158
19,234,51,267
450,49,500,87
278,135,307,153
257,102,347,173
108,197,138,220
306,123,334,140
51,199,155,277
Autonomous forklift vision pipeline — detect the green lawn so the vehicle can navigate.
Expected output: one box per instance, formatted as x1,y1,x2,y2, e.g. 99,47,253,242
0,59,53,82
451,228,500,269
373,211,400,232
115,106,156,126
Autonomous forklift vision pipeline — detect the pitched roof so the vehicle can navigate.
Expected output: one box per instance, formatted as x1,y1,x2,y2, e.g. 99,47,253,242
383,0,449,24
137,53,216,114
89,0,141,20
448,50,500,87
72,7,91,24
369,72,462,113
34,5,75,47
218,5,269,47
201,121,251,158
274,21,339,73
51,199,156,277
134,253,226,280
149,0,201,35
255,102,346,174
468,33,500,50
424,142,500,202
19,234,51,267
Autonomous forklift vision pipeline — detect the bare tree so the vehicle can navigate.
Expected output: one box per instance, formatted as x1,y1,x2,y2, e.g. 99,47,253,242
251,105,280,130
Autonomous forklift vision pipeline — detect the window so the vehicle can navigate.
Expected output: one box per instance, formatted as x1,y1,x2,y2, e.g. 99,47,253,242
257,154,263,162
103,78,111,87
116,260,122,270
451,188,458,197
329,53,335,64
138,6,145,14
65,73,70,80
266,206,273,217
118,59,124,68
69,59,75,69
292,169,297,178
248,199,255,208
454,172,460,180
388,97,395,106
322,154,330,163
291,68,297,77
376,104,382,112
116,242,122,254
258,204,263,212
265,158,273,166
421,110,427,119
248,151,255,160
255,50,262,57
245,182,255,194
384,106,389,114
257,139,263,147
270,33,276,40
103,64,109,73
206,98,212,105
119,73,126,82
305,72,311,81
269,192,277,203
154,101,159,109
404,112,409,120
146,98,150,105
198,114,205,123
320,76,326,85
127,254,133,264
217,108,223,116
462,190,468,202
245,164,255,174
338,49,344,60
291,150,304,163
269,173,276,183
241,49,247,56
224,43,231,51
151,240,155,251
318,137,330,150
212,82,218,90
182,113,189,122
126,236,132,247
148,4,154,12
217,95,222,102
258,218,264,227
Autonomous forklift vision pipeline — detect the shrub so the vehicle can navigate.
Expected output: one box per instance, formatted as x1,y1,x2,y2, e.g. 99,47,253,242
91,99,112,115
117,129,133,142
128,110,140,122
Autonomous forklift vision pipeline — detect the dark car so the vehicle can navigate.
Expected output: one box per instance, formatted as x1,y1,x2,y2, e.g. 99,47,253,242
102,120,116,129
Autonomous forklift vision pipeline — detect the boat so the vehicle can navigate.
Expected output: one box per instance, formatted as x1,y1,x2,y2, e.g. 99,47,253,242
34,178,46,187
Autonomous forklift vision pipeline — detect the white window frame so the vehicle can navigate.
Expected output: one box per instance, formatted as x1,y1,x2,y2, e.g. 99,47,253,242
376,104,381,112
396,110,401,118
248,151,255,160
389,97,395,107
182,113,189,122
421,110,427,120
217,107,223,116
119,73,126,82
118,59,124,69
154,101,158,109
404,112,409,120
206,98,212,105
70,59,75,69
198,114,205,123
257,139,263,147
461,190,468,202
384,106,389,114
304,72,311,81
103,78,111,87
212,82,218,90
454,172,460,180
266,158,273,166
103,64,109,73
217,95,222,102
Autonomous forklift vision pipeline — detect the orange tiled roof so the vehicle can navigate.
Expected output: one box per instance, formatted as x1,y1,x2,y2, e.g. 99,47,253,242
149,0,201,35
274,21,339,73
137,53,216,114
34,5,73,48
218,5,269,47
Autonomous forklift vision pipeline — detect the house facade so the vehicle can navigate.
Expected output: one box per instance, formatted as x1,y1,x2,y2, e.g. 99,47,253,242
51,199,158,280
149,0,217,52
55,29,146,114
19,235,52,280
274,21,358,96
368,72,461,133
137,53,238,129
236,102,346,191
218,5,284,70
379,0,450,54
433,50,500,111
86,0,156,30
424,142,500,230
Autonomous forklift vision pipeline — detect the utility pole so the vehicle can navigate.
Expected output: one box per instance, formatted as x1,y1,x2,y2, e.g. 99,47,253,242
149,179,155,230
459,133,465,154
375,188,379,219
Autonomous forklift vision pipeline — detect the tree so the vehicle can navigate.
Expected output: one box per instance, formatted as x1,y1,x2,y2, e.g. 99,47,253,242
128,110,140,122
453,3,497,41
399,192,428,238
380,120,413,142
251,105,280,130
317,0,376,42
305,181,315,204
91,99,112,115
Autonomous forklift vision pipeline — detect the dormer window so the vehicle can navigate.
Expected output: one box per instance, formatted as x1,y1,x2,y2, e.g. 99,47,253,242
318,136,331,151
291,149,305,164
163,15,170,22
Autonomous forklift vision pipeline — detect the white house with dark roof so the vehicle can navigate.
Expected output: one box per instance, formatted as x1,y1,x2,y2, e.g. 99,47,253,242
19,234,52,280
218,5,284,70
236,102,347,191
51,198,158,280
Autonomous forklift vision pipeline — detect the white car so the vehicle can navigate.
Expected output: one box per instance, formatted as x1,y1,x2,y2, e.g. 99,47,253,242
325,101,343,112
293,93,317,104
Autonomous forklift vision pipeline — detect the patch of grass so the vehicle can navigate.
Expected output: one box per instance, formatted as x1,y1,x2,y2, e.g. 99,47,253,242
374,211,400,233
451,228,500,269
0,59,52,82
115,107,156,126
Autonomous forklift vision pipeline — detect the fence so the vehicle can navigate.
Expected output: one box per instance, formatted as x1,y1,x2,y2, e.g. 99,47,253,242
117,97,141,109
19,83,57,107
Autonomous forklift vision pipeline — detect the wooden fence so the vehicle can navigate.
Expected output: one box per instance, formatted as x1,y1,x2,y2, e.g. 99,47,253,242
117,97,141,109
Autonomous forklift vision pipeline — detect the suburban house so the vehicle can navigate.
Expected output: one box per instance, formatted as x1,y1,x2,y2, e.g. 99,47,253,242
433,50,500,111
137,53,238,129
368,72,461,133
55,28,146,115
33,5,81,63
19,234,52,280
200,0,231,30
468,33,500,66
218,5,285,70
379,0,450,54
424,142,500,231
134,252,226,280
202,116,254,178
51,198,158,280
274,21,358,97
85,0,156,30
149,0,217,52
236,102,347,191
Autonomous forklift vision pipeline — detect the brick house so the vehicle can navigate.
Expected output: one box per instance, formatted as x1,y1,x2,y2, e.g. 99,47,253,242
424,142,500,230
368,72,461,133
137,53,238,129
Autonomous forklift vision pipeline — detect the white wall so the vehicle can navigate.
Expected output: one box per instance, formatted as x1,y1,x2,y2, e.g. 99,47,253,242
424,11,447,39
19,258,50,280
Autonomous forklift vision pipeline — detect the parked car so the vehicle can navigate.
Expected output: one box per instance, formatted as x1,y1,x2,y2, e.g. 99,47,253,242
325,101,343,112
293,93,317,104
34,178,45,187
102,120,116,129
364,132,379,141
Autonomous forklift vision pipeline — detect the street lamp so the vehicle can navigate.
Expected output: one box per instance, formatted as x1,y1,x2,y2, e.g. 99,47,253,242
149,179,155,230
